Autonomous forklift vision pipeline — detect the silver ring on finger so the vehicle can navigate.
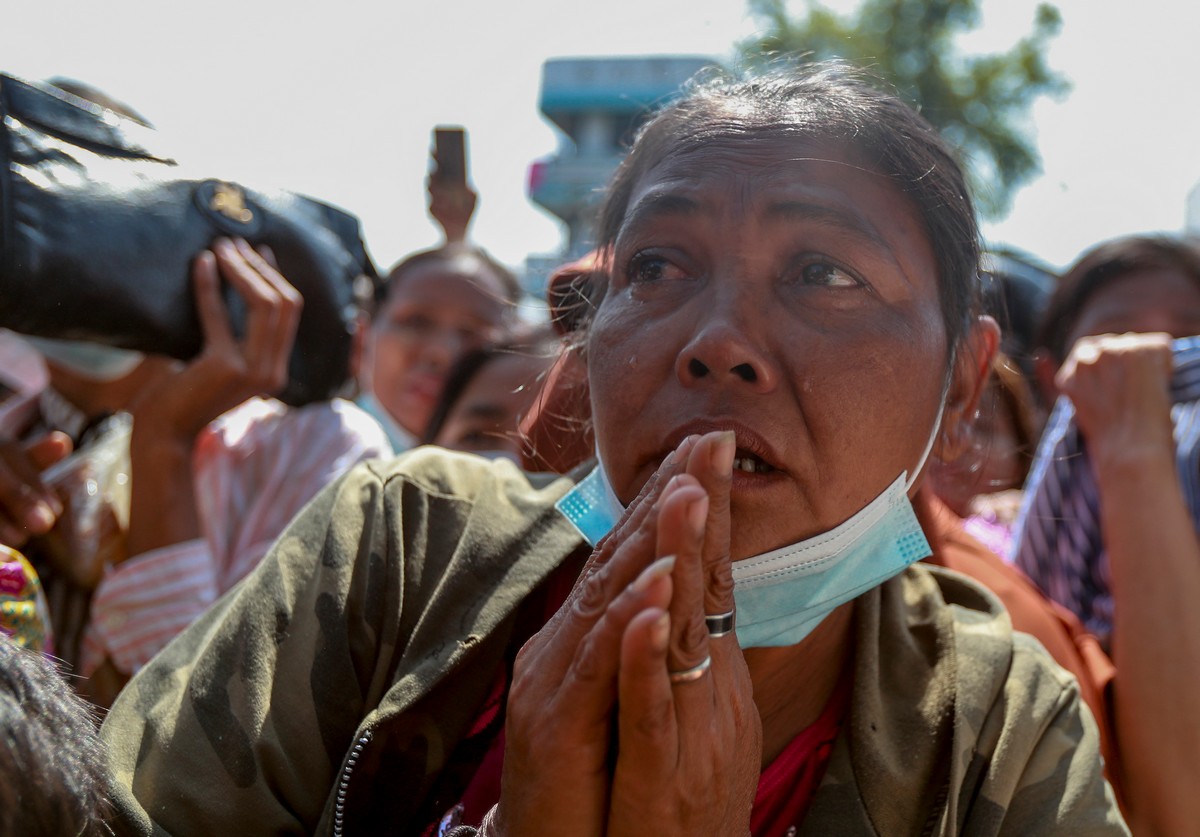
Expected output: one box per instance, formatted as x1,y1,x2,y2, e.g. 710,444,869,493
705,610,735,638
668,654,712,684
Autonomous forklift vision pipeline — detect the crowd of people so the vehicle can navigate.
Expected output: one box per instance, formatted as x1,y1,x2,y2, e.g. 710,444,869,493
1,60,1198,836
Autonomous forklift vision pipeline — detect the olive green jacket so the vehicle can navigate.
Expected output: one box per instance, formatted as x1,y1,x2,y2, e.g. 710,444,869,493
100,448,1127,836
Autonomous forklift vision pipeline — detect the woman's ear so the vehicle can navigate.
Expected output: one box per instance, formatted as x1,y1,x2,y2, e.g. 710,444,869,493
935,315,1000,463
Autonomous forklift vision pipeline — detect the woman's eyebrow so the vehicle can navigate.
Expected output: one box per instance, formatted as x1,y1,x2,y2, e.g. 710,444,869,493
622,192,700,229
763,200,890,252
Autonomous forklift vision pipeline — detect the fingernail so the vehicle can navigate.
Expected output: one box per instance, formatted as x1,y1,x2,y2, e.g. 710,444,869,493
687,494,708,531
632,555,676,594
712,431,736,475
42,494,63,518
651,610,670,652
26,502,56,532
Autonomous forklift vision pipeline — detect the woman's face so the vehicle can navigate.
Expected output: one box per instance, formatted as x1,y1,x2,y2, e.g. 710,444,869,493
433,351,551,458
588,138,960,560
364,258,510,436
1065,267,1200,349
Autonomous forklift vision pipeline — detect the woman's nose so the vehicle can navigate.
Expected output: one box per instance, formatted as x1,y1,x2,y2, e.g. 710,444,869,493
675,318,779,394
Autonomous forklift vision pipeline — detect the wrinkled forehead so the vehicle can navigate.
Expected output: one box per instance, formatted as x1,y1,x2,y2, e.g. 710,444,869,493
647,129,871,180
616,135,927,253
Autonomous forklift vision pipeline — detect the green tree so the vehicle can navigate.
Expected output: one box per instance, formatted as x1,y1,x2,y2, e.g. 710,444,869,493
740,0,1067,218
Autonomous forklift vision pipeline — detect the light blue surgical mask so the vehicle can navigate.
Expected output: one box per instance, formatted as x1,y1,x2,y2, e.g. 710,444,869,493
354,390,413,456
556,464,626,548
555,382,949,649
729,470,929,647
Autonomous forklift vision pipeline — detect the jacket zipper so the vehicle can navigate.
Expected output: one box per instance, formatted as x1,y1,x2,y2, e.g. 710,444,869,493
332,728,374,837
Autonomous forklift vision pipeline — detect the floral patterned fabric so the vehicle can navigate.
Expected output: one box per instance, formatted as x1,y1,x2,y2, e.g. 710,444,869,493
0,545,53,654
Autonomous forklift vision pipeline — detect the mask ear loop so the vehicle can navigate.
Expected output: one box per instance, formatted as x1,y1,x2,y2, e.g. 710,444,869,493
592,441,628,512
905,344,958,493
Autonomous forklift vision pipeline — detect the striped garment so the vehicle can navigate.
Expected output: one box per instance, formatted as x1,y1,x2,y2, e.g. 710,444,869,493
81,397,391,676
1012,336,1200,647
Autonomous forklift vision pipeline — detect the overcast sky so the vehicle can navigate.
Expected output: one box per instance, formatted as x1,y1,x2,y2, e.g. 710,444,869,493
8,0,1200,278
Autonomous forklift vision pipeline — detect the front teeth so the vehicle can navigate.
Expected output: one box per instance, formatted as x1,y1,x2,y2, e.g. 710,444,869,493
733,457,771,474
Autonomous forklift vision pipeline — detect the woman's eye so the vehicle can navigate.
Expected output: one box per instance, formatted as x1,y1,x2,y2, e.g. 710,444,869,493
390,314,435,335
627,254,687,285
457,428,497,448
800,262,859,288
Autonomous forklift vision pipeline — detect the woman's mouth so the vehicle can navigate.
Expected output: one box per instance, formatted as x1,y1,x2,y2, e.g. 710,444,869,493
733,450,776,474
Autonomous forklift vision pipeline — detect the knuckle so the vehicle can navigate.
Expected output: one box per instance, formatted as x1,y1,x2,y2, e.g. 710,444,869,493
706,562,735,603
572,568,609,620
677,611,708,657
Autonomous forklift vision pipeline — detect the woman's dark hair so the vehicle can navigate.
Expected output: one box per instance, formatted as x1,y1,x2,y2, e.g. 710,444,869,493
0,638,111,836
369,243,523,319
1035,234,1200,363
580,60,982,353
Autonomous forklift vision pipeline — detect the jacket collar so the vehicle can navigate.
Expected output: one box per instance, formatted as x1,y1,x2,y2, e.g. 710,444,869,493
844,566,959,835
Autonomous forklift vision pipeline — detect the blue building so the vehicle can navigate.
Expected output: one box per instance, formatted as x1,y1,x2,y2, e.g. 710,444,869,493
524,55,714,295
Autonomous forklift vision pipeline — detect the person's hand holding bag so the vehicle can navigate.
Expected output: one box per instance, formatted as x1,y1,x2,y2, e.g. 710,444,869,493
124,236,303,558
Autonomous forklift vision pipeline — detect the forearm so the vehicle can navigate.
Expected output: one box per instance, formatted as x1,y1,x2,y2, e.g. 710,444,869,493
1095,447,1200,834
125,427,200,559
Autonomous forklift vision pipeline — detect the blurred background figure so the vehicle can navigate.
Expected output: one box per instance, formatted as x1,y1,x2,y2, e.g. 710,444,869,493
1013,233,1200,835
353,141,529,453
355,244,522,453
422,331,559,462
1017,233,1200,638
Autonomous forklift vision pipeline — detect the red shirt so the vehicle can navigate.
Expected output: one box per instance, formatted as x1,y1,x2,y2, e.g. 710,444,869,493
749,669,850,836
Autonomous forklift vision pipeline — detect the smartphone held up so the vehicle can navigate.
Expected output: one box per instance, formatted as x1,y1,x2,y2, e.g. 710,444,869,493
432,126,468,186
428,125,475,243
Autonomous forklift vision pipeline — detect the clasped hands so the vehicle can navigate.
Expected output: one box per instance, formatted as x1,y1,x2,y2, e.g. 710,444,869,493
496,431,761,837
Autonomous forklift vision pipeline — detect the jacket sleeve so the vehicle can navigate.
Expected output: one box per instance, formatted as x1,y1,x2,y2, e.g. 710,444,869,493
101,461,400,836
976,635,1129,836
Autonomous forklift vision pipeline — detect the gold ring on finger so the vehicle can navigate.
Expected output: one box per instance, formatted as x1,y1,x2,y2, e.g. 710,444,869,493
668,655,711,684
